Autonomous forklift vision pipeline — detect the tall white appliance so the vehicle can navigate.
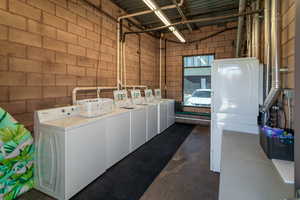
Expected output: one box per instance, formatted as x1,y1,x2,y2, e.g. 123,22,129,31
210,58,263,172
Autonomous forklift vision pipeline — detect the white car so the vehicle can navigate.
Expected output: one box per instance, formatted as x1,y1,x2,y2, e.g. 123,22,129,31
185,89,211,107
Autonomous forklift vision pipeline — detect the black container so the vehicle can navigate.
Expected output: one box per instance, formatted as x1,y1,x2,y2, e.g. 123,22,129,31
260,128,294,161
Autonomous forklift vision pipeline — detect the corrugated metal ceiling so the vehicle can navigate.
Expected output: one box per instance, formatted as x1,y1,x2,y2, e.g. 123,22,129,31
110,0,240,31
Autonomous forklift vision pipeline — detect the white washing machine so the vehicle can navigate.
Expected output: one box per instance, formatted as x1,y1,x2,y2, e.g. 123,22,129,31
105,110,131,168
114,90,147,153
34,106,108,200
153,89,176,131
130,89,158,142
144,89,168,134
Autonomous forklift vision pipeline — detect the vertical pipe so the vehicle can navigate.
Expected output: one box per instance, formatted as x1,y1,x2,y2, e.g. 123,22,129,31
251,1,256,57
117,21,120,89
235,0,247,57
295,0,300,191
164,39,167,98
123,41,127,88
255,0,260,59
138,35,142,85
159,35,162,90
264,0,271,97
262,0,281,111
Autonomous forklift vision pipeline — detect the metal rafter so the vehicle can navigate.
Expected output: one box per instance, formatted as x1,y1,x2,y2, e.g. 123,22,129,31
171,0,193,32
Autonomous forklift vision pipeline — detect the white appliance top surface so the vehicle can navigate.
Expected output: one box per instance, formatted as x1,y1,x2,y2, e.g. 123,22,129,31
41,109,130,131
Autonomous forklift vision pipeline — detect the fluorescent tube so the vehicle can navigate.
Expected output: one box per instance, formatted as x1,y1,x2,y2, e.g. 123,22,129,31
142,0,186,43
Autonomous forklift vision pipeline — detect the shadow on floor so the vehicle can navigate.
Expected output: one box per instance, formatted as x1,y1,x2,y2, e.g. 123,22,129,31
18,123,195,200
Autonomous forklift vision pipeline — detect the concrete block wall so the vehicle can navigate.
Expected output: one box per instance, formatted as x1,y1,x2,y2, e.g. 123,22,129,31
281,0,295,128
0,0,159,130
163,22,237,113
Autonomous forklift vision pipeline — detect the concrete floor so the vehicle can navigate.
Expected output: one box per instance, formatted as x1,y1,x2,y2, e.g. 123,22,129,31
18,125,219,200
140,125,219,200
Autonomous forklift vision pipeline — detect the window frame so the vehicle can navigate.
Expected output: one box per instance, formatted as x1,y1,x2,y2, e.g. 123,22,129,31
182,54,215,108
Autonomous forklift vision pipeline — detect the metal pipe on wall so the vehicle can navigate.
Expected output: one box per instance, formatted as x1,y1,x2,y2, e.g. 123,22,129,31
263,0,281,111
254,0,261,59
264,0,271,97
159,35,162,90
235,0,246,57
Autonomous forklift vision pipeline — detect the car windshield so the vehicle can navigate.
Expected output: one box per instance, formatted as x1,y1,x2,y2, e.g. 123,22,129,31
192,91,211,98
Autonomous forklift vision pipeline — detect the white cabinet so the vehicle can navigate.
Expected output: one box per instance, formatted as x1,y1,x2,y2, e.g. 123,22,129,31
106,111,131,168
130,107,147,152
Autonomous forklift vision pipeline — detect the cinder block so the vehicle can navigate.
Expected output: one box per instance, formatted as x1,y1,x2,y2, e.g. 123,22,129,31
9,86,42,100
68,1,86,17
43,12,67,30
9,0,41,21
77,56,96,68
0,101,26,114
86,68,97,77
0,71,26,86
78,16,93,31
0,41,26,58
26,98,56,112
43,37,67,52
68,44,86,56
10,57,42,73
0,87,8,101
9,28,42,47
43,86,67,98
0,9,26,30
56,6,76,23
49,0,67,8
57,30,77,44
42,74,55,86
28,47,55,62
87,30,100,42
43,62,67,75
67,65,85,76
86,48,99,60
27,73,43,86
0,55,8,71
0,25,8,40
56,52,76,65
78,36,94,49
28,20,56,39
56,74,76,86
0,0,7,9
77,76,96,86
68,22,86,36
27,0,55,14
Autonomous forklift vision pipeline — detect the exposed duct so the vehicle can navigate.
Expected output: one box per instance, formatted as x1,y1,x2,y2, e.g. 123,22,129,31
262,0,281,112
264,0,271,97
235,0,246,57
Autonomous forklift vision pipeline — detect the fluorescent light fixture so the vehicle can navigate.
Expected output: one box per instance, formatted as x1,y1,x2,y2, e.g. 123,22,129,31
142,0,157,10
155,10,171,26
173,30,186,43
142,0,186,43
169,26,175,32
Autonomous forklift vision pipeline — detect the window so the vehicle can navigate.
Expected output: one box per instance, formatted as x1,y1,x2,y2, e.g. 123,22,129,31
183,55,214,107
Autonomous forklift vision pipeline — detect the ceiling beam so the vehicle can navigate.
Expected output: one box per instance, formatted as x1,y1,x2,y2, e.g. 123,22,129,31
142,6,239,27
171,0,193,32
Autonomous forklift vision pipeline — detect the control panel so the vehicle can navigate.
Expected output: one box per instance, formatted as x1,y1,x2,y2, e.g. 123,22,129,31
36,106,79,123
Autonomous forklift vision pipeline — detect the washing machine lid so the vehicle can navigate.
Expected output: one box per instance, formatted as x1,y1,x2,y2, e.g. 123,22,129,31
41,109,130,131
